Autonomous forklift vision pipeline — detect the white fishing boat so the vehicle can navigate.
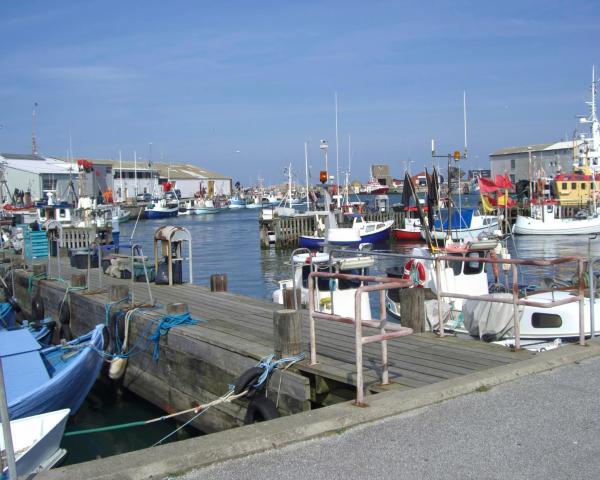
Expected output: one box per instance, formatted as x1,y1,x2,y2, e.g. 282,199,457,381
423,208,499,242
0,409,70,477
273,250,375,320
512,201,600,235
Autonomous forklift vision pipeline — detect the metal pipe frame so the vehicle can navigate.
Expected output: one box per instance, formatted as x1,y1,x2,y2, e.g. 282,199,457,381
308,271,413,406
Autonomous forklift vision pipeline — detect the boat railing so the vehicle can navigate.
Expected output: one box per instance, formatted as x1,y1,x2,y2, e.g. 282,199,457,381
328,248,587,351
307,271,413,406
432,254,586,350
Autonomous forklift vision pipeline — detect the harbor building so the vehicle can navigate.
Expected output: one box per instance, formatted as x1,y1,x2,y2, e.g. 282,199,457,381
93,160,159,202
0,153,74,203
371,164,392,187
153,163,232,198
489,141,582,183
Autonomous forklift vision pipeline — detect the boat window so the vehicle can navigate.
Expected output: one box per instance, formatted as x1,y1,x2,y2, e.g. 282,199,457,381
562,182,567,190
39,210,46,219
531,312,562,328
571,182,577,189
582,183,587,190
464,252,484,275
59,209,66,218
547,205,553,213
447,254,463,275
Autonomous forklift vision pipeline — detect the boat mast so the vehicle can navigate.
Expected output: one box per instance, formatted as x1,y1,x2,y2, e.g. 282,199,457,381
119,150,124,202
134,150,138,197
304,142,311,211
335,92,340,208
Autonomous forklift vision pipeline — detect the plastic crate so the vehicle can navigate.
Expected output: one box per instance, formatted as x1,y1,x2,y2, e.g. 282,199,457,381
23,230,48,260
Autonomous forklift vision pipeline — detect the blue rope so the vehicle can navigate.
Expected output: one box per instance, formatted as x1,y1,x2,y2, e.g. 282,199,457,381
253,352,306,388
0,302,12,328
104,296,130,325
150,313,198,361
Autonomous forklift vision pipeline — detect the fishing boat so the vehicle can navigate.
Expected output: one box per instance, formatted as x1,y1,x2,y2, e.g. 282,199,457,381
423,208,499,242
272,250,375,319
512,200,600,235
229,194,247,209
1,409,70,477
2,324,105,420
392,217,423,241
299,213,393,249
192,197,229,214
144,197,179,219
361,177,390,195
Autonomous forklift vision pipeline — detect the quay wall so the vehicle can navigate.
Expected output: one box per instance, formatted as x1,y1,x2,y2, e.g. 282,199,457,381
10,268,311,433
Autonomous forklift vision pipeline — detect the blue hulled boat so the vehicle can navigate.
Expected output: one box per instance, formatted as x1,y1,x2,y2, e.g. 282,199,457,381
1,324,105,420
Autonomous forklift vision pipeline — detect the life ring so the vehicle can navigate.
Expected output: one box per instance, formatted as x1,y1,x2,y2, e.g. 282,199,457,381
402,259,426,287
244,396,280,424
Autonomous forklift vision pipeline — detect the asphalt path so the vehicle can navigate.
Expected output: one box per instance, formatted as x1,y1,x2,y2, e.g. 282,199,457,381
179,356,600,480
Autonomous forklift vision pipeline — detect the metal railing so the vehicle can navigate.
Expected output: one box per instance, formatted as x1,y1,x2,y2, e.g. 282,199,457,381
307,271,413,406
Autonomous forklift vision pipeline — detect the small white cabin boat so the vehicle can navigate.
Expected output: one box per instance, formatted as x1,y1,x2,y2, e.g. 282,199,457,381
513,201,600,235
1,409,70,477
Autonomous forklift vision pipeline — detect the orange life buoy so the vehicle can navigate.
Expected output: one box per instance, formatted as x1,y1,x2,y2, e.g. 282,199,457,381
402,259,426,287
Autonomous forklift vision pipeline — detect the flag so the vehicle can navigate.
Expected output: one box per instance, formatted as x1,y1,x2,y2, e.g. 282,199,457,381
478,177,499,193
495,174,514,190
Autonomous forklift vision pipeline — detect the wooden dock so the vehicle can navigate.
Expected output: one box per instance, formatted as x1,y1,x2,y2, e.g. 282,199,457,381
7,254,534,434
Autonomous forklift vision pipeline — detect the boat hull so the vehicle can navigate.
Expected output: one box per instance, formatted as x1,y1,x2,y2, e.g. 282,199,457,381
6,325,105,419
393,228,422,241
423,222,498,241
144,207,179,219
512,215,600,235
299,235,325,249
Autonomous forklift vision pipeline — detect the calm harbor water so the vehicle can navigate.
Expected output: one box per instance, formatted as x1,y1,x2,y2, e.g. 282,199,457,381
61,194,600,465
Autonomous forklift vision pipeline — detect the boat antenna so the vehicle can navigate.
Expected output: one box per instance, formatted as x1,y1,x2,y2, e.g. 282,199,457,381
304,142,311,211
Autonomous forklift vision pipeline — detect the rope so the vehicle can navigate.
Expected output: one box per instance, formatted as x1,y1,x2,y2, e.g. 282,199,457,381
253,352,306,389
27,272,47,293
150,313,198,360
104,295,130,325
63,387,249,438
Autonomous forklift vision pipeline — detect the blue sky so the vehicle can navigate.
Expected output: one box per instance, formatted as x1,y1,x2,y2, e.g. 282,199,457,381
1,0,599,185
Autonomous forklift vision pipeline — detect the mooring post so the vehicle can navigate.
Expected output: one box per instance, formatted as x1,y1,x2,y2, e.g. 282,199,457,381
166,302,189,314
71,272,87,288
32,263,47,277
273,309,303,359
210,273,228,292
109,285,129,302
282,287,301,310
399,288,425,332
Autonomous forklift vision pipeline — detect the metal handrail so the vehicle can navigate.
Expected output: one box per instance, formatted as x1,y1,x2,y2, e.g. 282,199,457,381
308,271,413,406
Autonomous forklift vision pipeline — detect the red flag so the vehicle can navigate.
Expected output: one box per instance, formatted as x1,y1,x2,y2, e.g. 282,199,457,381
495,174,513,190
478,177,499,193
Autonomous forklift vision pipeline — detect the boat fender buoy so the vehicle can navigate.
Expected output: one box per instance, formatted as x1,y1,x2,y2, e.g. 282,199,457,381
31,295,45,321
59,323,74,341
489,249,500,283
59,301,70,326
402,259,426,287
244,396,280,424
234,366,265,396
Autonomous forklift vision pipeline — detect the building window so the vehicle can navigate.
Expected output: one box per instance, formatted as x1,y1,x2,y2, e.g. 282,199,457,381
42,178,57,191
510,174,515,183
114,171,120,179
510,159,516,170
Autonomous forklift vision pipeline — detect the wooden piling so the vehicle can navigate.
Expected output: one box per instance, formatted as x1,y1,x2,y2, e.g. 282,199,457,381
273,309,303,359
399,288,426,333
167,302,189,314
210,274,228,292
283,288,301,310
32,263,47,276
71,272,87,288
109,285,129,302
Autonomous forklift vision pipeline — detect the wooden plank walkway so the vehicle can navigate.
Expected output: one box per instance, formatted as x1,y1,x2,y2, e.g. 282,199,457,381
47,254,534,395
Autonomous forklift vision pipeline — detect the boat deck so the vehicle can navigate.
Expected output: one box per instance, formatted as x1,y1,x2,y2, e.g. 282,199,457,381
44,253,534,396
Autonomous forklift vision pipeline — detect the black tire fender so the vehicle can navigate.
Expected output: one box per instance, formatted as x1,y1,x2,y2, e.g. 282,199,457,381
59,300,70,325
233,366,264,396
59,323,74,341
31,295,44,321
244,396,280,424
